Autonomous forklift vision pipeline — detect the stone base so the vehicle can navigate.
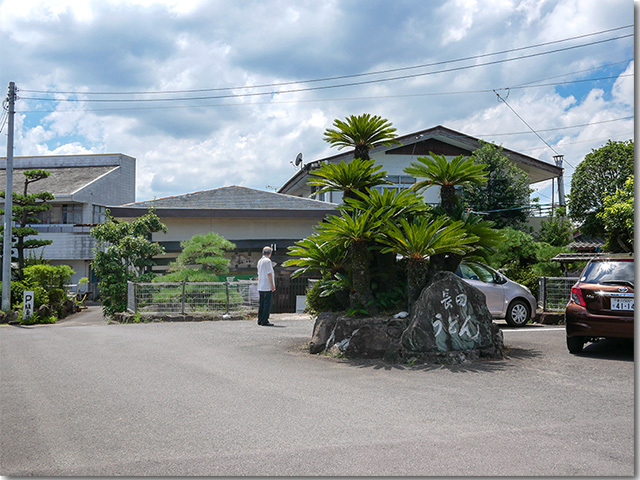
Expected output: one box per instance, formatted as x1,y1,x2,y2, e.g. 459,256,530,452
537,312,565,325
113,312,249,323
309,272,506,365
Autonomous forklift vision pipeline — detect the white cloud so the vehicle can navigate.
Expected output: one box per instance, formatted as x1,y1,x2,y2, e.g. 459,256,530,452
0,0,632,205
611,61,634,106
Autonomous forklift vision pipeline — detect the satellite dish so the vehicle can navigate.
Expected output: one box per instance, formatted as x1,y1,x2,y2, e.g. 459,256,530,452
293,152,303,168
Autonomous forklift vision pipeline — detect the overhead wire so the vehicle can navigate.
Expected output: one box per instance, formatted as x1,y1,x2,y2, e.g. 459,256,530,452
17,73,634,114
19,24,632,97
19,33,633,104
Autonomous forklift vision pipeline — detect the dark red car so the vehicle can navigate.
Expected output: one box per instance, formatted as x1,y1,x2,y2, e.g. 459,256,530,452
565,254,634,354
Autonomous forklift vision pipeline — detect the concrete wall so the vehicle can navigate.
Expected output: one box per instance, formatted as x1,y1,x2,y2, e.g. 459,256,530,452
152,216,322,243
35,231,96,260
72,156,136,207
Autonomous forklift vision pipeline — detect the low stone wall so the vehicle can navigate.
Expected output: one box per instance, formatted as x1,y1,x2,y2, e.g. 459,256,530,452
310,271,505,365
113,312,251,323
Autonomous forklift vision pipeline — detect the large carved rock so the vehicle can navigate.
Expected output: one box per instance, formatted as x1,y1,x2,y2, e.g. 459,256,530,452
397,271,503,361
310,271,504,364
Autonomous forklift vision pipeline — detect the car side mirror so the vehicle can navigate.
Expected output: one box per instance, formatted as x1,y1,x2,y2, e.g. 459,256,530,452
495,274,507,285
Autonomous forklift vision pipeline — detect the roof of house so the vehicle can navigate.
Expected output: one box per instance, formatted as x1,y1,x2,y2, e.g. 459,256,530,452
279,124,563,194
0,166,118,197
111,185,337,218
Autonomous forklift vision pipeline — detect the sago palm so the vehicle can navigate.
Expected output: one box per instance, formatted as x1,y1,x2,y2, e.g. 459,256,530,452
380,216,478,309
323,113,400,160
316,208,391,314
308,158,391,201
283,234,347,279
342,187,431,220
404,153,488,215
428,203,504,272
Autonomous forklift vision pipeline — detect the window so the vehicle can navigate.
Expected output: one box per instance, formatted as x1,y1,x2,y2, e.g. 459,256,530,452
92,205,107,224
62,204,83,224
372,175,416,194
458,263,497,283
34,209,52,224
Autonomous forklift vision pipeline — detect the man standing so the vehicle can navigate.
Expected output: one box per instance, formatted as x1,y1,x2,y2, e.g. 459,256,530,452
257,246,276,326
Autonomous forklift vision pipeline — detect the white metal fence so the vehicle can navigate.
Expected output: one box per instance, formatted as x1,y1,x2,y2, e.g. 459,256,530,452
538,277,579,313
127,280,259,315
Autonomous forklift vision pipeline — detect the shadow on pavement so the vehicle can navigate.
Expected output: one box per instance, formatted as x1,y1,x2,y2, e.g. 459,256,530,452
328,345,544,373
574,338,634,362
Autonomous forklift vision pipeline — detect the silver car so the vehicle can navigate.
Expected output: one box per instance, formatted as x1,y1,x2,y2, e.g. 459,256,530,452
455,262,537,327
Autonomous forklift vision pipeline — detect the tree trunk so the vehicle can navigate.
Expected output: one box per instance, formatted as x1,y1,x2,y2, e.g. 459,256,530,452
16,236,24,280
354,145,370,161
349,241,378,315
407,259,427,311
440,184,457,215
424,252,463,288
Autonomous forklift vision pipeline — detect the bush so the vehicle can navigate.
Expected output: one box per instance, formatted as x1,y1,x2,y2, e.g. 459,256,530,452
23,264,73,289
48,288,66,306
20,311,57,325
4,282,49,309
8,281,26,306
305,279,345,314
502,266,541,298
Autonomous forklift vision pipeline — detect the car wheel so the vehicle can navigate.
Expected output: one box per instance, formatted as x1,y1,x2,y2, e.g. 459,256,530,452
566,335,585,354
505,299,530,327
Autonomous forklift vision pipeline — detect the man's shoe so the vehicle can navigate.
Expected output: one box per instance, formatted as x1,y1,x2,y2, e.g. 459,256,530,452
262,322,275,326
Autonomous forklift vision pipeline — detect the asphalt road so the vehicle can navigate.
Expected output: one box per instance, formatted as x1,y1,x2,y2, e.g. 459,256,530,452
0,307,634,476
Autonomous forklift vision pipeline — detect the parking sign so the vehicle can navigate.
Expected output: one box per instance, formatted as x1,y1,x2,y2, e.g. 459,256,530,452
23,291,34,319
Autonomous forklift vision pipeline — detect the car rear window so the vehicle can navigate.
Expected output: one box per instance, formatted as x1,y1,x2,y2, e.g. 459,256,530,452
581,260,635,285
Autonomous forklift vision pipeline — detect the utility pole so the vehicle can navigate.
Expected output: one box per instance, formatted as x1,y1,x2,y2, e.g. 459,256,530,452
2,82,16,311
553,154,566,207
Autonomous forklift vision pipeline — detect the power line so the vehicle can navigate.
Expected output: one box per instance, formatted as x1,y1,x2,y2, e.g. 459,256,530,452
511,58,633,87
493,90,559,155
20,25,633,97
477,115,633,138
20,33,633,104
518,132,634,154
17,73,633,114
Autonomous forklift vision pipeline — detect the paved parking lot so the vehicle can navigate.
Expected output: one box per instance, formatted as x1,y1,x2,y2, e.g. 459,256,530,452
0,308,634,476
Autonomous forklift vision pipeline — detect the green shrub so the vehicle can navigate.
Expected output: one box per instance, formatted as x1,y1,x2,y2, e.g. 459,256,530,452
8,281,26,306
48,288,66,306
502,266,541,298
20,311,57,325
305,279,345,314
23,264,74,289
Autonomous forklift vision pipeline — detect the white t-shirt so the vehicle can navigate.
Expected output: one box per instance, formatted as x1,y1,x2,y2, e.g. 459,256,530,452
257,256,274,291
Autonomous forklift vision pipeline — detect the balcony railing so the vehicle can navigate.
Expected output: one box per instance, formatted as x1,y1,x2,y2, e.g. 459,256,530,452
25,224,94,234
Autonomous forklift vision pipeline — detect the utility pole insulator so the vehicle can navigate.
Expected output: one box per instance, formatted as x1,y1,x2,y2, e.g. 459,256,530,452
553,154,566,208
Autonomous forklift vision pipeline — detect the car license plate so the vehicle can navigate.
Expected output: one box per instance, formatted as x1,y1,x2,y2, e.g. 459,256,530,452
611,298,634,311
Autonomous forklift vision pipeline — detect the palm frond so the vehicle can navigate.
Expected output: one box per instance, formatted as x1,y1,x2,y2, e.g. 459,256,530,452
379,216,478,260
323,113,401,152
405,152,488,192
308,158,391,197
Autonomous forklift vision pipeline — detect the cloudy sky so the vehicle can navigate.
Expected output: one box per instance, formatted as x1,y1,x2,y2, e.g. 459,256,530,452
0,0,634,206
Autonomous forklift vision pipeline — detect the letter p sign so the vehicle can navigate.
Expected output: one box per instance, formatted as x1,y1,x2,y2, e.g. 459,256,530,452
23,291,34,320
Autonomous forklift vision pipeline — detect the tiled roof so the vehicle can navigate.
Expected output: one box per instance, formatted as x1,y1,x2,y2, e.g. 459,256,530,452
0,166,117,196
120,185,337,211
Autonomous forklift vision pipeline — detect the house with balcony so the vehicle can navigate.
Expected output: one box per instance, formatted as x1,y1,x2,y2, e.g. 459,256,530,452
278,125,563,207
0,153,136,288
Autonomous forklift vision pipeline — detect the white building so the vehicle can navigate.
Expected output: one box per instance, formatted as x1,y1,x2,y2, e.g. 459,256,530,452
278,125,563,205
0,154,136,287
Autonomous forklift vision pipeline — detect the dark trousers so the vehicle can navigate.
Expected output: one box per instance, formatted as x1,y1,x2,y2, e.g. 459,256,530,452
258,291,273,324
